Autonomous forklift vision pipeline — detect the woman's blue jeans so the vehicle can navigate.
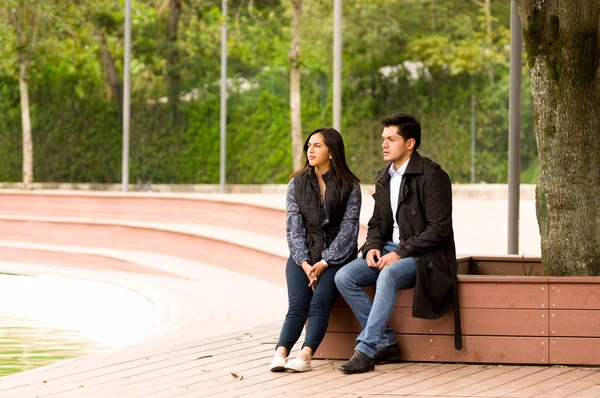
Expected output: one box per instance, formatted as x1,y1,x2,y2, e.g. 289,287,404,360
276,256,341,354
334,241,417,358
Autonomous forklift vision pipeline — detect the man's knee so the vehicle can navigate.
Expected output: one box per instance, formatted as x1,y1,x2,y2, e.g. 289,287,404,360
377,258,416,288
334,267,349,290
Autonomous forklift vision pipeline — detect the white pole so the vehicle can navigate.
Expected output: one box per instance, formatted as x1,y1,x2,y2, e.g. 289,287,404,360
219,0,227,193
333,0,342,132
122,0,131,192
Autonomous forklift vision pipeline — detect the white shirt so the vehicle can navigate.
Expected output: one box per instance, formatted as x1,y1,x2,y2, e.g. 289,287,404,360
389,158,410,244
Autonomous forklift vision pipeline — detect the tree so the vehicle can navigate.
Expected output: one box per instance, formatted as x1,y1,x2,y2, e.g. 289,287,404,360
89,5,123,119
159,0,182,125
289,0,303,172
515,1,600,275
1,0,46,190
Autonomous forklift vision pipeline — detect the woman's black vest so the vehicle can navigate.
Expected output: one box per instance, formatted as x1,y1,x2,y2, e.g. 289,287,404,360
294,168,354,264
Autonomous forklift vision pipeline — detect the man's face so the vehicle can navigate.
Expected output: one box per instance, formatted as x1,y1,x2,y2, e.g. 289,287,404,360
381,126,414,166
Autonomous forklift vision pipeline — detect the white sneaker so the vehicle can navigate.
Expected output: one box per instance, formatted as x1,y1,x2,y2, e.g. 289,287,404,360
284,357,312,372
269,355,287,372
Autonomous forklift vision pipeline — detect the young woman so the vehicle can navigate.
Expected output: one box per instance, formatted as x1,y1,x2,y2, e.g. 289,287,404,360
269,127,361,372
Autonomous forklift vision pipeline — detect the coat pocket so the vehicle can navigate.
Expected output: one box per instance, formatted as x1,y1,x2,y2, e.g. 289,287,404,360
420,255,452,301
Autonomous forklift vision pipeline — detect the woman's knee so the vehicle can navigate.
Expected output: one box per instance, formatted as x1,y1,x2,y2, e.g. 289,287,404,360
308,296,334,317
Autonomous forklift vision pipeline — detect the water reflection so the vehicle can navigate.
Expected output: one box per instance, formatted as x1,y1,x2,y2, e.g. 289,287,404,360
0,318,108,376
0,274,156,377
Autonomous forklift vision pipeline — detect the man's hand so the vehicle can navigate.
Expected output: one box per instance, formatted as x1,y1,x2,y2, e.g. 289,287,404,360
366,249,381,268
376,251,401,270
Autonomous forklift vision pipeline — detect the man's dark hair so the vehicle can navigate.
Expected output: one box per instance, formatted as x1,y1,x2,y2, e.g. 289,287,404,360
380,112,421,150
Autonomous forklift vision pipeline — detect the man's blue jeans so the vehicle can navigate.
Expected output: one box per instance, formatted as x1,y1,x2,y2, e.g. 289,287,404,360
334,241,417,358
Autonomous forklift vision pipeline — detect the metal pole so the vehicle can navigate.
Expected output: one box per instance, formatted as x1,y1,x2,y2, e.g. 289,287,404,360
470,75,476,183
219,0,227,193
122,0,131,192
333,0,342,132
508,0,522,254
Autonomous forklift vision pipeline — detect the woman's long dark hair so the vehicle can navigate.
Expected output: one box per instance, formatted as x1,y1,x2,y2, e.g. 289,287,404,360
290,127,360,188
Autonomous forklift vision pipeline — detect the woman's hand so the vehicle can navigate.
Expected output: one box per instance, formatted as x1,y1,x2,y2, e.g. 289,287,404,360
308,262,326,291
301,261,316,286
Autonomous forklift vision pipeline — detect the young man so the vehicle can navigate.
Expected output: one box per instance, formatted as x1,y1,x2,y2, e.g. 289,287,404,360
335,112,462,374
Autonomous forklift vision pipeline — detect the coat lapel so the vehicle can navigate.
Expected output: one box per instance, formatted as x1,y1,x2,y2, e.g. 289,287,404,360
374,165,393,223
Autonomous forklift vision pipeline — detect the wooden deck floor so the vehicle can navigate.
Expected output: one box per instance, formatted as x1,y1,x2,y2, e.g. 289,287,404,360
1,321,599,398
0,191,596,397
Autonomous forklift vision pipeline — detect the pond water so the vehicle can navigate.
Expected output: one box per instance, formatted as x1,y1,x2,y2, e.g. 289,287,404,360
0,273,156,377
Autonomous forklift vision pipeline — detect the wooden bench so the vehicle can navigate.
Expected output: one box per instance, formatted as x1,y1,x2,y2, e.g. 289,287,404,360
317,255,600,366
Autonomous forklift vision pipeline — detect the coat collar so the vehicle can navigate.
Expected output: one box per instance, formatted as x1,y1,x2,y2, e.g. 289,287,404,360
376,151,424,186
307,166,335,182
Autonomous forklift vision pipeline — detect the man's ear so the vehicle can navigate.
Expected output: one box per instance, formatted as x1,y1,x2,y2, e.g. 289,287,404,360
406,138,416,150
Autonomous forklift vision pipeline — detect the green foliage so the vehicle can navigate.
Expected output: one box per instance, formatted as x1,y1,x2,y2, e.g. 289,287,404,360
0,0,536,184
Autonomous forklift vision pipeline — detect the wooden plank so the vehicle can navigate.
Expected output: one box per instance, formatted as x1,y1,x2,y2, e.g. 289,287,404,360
500,368,595,398
458,279,548,309
417,365,525,397
470,255,542,262
550,310,600,337
335,279,548,309
328,307,548,337
470,366,575,397
457,256,471,275
469,260,543,276
550,338,600,365
316,333,549,364
549,281,600,309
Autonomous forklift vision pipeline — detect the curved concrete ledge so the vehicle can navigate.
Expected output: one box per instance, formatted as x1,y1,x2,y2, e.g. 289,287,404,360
0,218,287,286
0,246,184,279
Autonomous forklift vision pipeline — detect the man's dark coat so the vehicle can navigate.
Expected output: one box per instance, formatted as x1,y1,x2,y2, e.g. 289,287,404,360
361,150,462,350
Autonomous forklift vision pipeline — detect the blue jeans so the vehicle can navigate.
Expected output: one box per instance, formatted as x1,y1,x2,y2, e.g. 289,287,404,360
276,257,341,354
334,241,417,358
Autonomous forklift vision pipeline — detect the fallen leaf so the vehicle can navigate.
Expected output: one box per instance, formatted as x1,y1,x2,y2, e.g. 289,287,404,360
198,355,212,360
595,381,600,386
231,372,240,379
240,375,244,380
43,381,47,384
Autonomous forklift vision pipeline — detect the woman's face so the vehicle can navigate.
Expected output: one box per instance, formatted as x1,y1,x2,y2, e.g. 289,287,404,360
306,133,331,168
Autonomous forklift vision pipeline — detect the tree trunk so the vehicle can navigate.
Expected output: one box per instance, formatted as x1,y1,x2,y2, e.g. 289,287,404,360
516,0,600,275
289,0,303,172
166,0,181,126
95,26,123,119
484,0,494,84
19,58,33,190
431,0,436,33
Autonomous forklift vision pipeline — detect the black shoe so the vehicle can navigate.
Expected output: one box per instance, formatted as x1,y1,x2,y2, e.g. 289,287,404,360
373,343,402,364
338,351,375,374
